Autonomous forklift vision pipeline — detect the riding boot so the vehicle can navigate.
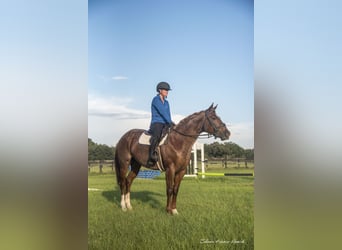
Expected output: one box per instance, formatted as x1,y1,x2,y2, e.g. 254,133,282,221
147,137,159,166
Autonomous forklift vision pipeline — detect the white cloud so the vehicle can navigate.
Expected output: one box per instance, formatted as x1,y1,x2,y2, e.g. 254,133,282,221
112,76,128,80
88,95,149,119
172,114,186,123
228,122,254,149
96,75,128,82
88,95,151,146
88,115,151,146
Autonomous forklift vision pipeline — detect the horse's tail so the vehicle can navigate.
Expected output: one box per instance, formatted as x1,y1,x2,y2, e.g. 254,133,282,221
114,149,121,186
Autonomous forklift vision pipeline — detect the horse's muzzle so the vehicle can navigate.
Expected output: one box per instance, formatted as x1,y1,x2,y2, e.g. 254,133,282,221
220,130,230,141
216,131,230,141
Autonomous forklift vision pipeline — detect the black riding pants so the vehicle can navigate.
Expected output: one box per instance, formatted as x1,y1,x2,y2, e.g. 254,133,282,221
149,122,165,143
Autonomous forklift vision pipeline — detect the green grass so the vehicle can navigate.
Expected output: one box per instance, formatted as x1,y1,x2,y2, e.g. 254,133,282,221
88,172,254,249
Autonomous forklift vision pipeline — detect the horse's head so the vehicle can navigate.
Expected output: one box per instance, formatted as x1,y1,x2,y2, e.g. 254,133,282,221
203,103,230,140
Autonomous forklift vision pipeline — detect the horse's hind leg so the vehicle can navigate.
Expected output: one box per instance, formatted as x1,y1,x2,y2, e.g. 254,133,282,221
116,154,131,211
124,159,141,210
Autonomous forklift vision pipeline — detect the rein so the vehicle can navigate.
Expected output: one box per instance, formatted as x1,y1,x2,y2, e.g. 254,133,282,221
171,128,198,138
172,128,213,139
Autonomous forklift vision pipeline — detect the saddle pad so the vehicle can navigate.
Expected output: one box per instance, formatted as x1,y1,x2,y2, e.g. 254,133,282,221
138,132,168,145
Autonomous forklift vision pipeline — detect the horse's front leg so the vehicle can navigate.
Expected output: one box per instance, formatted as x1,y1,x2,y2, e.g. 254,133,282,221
170,167,186,215
165,167,175,214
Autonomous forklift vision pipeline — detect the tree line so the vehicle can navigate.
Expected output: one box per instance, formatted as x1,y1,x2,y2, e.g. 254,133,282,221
204,142,254,160
88,138,253,161
88,138,115,161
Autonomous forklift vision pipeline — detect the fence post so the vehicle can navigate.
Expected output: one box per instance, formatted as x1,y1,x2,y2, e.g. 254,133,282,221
99,160,103,173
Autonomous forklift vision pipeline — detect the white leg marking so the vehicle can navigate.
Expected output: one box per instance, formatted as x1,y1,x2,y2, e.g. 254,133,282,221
171,209,179,215
120,194,127,211
125,192,133,210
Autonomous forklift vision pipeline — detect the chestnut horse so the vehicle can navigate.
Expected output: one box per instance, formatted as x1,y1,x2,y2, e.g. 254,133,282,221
114,104,230,215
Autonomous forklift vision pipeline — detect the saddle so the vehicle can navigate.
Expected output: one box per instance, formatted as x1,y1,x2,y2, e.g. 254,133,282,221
138,126,172,171
138,126,170,146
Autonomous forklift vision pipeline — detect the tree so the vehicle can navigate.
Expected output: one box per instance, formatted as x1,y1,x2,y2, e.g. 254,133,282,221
88,138,115,161
88,138,97,161
224,142,244,158
244,149,254,160
204,141,253,159
204,142,228,158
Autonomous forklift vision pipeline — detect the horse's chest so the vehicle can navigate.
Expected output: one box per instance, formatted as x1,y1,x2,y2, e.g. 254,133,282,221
178,151,192,166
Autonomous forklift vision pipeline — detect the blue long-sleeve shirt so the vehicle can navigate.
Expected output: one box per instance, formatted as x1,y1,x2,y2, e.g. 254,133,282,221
150,95,172,125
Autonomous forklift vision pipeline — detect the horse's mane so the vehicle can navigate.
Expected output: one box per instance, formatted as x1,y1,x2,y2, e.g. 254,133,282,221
176,110,204,128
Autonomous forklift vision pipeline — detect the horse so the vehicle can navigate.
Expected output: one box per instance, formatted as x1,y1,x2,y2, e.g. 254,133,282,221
114,103,230,215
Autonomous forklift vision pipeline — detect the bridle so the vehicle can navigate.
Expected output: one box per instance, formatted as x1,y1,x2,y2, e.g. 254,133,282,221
172,110,225,139
203,110,227,139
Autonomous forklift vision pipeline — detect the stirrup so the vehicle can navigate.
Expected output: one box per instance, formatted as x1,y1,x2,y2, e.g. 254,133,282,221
146,159,156,167
151,151,158,161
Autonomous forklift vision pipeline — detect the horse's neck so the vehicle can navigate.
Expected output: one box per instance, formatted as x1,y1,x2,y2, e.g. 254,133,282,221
170,113,204,149
177,113,204,136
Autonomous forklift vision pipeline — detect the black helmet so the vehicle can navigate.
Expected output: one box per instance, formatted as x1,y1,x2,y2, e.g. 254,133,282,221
156,81,171,92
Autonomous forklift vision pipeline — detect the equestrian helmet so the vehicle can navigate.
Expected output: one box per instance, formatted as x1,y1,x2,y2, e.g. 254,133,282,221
156,82,171,92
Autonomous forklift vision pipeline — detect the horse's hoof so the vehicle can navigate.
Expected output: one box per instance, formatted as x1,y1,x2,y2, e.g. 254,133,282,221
127,206,133,210
121,207,127,212
171,209,179,215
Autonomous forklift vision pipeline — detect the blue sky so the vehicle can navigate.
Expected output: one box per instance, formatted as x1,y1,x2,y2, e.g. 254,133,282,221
88,0,254,148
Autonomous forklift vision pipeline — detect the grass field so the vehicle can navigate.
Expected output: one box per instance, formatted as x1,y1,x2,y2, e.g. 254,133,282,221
88,166,254,249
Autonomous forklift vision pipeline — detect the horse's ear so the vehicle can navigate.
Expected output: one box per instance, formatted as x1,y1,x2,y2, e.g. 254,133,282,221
214,104,218,110
208,103,214,110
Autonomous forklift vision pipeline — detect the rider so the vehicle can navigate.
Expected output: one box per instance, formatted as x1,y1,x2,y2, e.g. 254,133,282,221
147,81,174,166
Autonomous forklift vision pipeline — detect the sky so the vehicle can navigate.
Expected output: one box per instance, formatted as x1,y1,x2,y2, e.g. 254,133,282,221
88,0,254,149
